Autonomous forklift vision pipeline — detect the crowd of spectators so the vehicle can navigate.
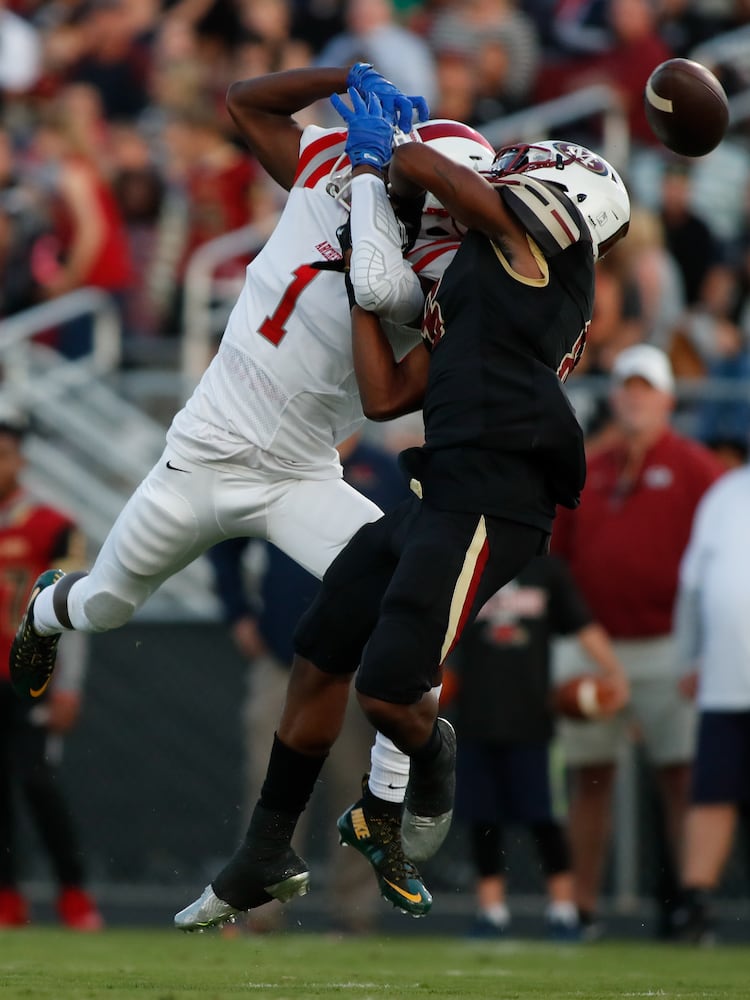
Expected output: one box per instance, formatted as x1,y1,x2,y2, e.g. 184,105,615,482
0,0,748,404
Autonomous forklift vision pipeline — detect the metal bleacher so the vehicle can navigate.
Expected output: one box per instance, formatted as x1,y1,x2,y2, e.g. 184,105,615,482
0,290,218,621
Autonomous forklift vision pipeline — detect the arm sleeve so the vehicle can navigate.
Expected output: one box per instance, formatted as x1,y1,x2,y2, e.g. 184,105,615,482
496,175,590,258
349,173,425,324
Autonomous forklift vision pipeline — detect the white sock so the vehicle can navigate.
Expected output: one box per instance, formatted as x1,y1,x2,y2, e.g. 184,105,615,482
367,685,443,803
482,902,511,928
546,901,579,926
32,585,68,636
368,732,410,803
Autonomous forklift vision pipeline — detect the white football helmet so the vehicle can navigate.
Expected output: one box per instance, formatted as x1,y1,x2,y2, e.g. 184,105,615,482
488,141,630,260
407,119,496,239
327,118,495,239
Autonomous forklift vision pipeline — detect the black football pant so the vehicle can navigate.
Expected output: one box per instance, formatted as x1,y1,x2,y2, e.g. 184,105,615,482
295,495,547,704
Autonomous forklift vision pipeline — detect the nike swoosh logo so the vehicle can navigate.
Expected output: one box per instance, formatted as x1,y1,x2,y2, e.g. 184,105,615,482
387,783,406,790
30,677,52,698
383,879,424,904
166,460,191,473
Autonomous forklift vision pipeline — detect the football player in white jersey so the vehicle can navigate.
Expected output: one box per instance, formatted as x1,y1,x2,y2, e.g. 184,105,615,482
10,65,495,925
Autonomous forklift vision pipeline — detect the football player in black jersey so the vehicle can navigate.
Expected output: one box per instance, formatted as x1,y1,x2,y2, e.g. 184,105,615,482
186,100,631,925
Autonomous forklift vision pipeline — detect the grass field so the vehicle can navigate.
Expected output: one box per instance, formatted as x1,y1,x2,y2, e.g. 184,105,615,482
0,930,748,1000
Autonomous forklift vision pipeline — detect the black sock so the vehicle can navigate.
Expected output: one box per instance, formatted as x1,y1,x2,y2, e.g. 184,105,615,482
410,720,442,766
212,803,301,908
681,886,711,912
363,782,402,821
259,733,327,815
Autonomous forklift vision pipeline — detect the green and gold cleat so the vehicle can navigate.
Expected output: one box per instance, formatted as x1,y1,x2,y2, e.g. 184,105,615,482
10,569,66,700
337,779,432,918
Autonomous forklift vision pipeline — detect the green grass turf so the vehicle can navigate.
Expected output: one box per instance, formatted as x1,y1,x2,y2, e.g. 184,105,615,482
0,930,747,1000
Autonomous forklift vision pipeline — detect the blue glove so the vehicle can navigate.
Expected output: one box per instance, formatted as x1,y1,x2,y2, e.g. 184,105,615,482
346,62,430,132
330,88,394,170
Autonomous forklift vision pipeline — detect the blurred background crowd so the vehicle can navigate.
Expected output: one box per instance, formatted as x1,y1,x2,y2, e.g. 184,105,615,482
1,0,750,944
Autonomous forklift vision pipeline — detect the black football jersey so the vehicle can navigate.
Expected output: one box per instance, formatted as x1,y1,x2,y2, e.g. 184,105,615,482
407,208,594,527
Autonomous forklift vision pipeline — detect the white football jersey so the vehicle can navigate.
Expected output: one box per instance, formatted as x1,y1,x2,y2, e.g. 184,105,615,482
168,126,459,477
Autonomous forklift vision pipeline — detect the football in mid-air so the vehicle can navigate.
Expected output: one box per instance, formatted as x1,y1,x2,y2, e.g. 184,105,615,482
644,58,729,157
552,674,620,720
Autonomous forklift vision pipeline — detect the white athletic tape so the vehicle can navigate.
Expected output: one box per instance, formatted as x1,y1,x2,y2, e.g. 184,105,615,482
645,79,673,114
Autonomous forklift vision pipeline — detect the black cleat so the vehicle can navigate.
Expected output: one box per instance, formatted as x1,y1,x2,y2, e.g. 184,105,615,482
401,718,456,862
179,806,311,931
10,569,65,700
670,893,717,946
337,778,432,917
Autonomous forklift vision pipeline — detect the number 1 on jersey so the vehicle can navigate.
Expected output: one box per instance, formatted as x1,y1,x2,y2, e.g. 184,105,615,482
258,265,320,345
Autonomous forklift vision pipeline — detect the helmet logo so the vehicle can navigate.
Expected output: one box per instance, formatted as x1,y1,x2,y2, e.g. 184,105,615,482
553,141,609,176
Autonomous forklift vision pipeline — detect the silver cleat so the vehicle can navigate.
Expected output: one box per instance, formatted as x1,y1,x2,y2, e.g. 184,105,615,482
174,870,311,932
266,871,310,902
401,718,456,862
401,808,453,862
174,885,241,932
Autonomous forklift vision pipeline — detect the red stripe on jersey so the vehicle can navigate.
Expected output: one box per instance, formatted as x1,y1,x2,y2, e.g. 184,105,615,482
304,154,348,190
551,208,576,243
442,534,490,662
410,244,459,273
416,122,495,154
409,237,460,256
293,130,347,186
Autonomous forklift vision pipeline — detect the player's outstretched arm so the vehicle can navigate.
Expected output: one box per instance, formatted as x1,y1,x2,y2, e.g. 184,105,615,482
389,143,545,281
351,305,429,420
227,67,350,191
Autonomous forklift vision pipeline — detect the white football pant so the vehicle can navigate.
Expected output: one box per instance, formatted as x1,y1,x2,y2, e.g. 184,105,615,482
65,447,382,633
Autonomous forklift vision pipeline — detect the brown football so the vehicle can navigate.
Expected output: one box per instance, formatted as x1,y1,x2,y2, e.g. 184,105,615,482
644,58,729,157
552,674,619,720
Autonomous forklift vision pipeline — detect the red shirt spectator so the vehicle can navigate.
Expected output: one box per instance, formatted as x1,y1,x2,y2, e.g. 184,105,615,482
553,427,724,637
52,155,132,292
551,344,723,939
31,105,133,298
183,154,258,264
0,493,78,677
535,0,672,146
164,107,267,280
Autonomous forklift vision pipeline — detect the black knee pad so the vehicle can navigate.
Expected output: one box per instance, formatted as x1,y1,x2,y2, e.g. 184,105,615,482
470,823,503,877
531,819,570,876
